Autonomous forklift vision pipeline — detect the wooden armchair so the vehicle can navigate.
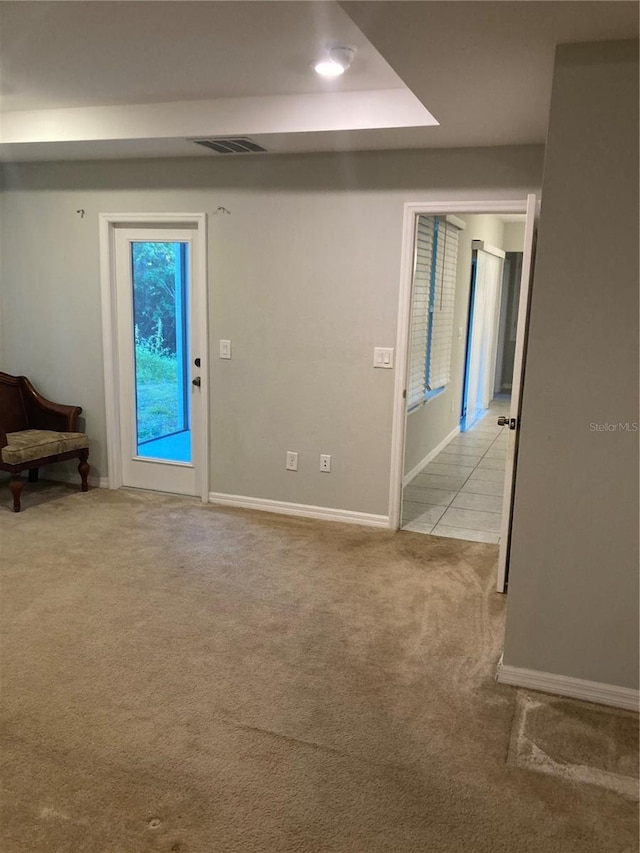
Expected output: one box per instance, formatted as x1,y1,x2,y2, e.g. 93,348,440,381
0,372,90,512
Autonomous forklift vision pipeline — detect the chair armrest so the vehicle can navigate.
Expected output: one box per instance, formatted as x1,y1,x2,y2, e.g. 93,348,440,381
20,376,83,432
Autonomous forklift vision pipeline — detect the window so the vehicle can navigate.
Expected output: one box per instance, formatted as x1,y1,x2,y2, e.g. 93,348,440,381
131,241,191,462
407,215,463,411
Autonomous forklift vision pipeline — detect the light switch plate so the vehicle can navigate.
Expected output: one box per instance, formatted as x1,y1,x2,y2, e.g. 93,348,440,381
219,340,231,359
373,347,394,369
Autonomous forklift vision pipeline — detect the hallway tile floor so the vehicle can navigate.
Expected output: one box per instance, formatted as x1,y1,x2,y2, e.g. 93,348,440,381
401,398,511,543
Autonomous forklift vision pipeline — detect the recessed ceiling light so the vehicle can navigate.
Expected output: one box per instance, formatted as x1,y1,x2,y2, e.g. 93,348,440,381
314,47,356,78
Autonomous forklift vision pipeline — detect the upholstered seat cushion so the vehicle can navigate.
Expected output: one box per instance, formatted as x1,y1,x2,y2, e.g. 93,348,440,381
1,429,89,465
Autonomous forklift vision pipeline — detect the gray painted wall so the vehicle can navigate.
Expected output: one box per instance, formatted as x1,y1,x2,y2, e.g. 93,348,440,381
0,147,542,517
403,213,506,476
502,221,525,253
503,42,639,689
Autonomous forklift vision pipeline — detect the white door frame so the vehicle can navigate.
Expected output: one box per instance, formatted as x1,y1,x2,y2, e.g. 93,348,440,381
99,213,209,502
389,198,537,575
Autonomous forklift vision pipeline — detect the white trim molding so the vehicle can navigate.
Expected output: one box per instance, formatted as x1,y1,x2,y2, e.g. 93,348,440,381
42,471,109,489
497,661,640,712
471,239,506,259
209,493,389,529
402,425,460,488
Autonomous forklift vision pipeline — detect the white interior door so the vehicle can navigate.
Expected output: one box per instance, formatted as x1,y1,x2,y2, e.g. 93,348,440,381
464,257,486,426
113,224,206,497
464,242,505,426
496,194,538,592
481,251,505,407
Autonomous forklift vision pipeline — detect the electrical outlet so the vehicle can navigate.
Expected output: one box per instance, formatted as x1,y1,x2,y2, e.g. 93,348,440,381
285,451,298,471
320,454,331,473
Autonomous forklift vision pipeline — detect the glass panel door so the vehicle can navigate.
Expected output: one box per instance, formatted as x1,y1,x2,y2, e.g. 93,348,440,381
113,222,204,498
130,241,191,463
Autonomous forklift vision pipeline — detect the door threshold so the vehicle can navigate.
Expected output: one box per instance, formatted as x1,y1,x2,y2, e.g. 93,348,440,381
119,485,201,501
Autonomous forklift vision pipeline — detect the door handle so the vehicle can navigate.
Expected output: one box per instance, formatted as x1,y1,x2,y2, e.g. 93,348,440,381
192,376,201,387
498,416,517,430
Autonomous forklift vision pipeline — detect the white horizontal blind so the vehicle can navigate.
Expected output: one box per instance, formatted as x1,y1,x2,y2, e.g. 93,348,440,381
407,215,462,410
427,220,460,390
407,215,435,410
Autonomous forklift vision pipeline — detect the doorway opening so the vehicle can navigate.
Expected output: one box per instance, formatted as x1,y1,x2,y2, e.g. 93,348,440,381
390,198,537,591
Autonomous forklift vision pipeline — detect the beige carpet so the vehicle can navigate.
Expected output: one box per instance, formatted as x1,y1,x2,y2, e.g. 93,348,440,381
1,482,638,853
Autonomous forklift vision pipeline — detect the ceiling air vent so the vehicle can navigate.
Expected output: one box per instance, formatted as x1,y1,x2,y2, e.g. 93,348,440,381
192,137,267,154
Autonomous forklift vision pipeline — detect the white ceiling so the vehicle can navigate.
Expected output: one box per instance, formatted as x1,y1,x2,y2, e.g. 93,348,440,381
1,1,406,110
0,0,637,161
342,1,639,149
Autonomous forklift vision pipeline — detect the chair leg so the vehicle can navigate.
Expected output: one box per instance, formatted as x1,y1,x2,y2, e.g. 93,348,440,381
78,450,90,492
28,468,39,483
9,475,22,512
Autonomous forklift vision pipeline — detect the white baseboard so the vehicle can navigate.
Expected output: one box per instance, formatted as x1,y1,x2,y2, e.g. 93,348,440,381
43,471,109,489
403,424,460,487
208,492,389,529
497,660,639,712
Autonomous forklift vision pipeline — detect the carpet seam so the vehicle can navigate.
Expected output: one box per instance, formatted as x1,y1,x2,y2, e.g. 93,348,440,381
225,718,410,774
